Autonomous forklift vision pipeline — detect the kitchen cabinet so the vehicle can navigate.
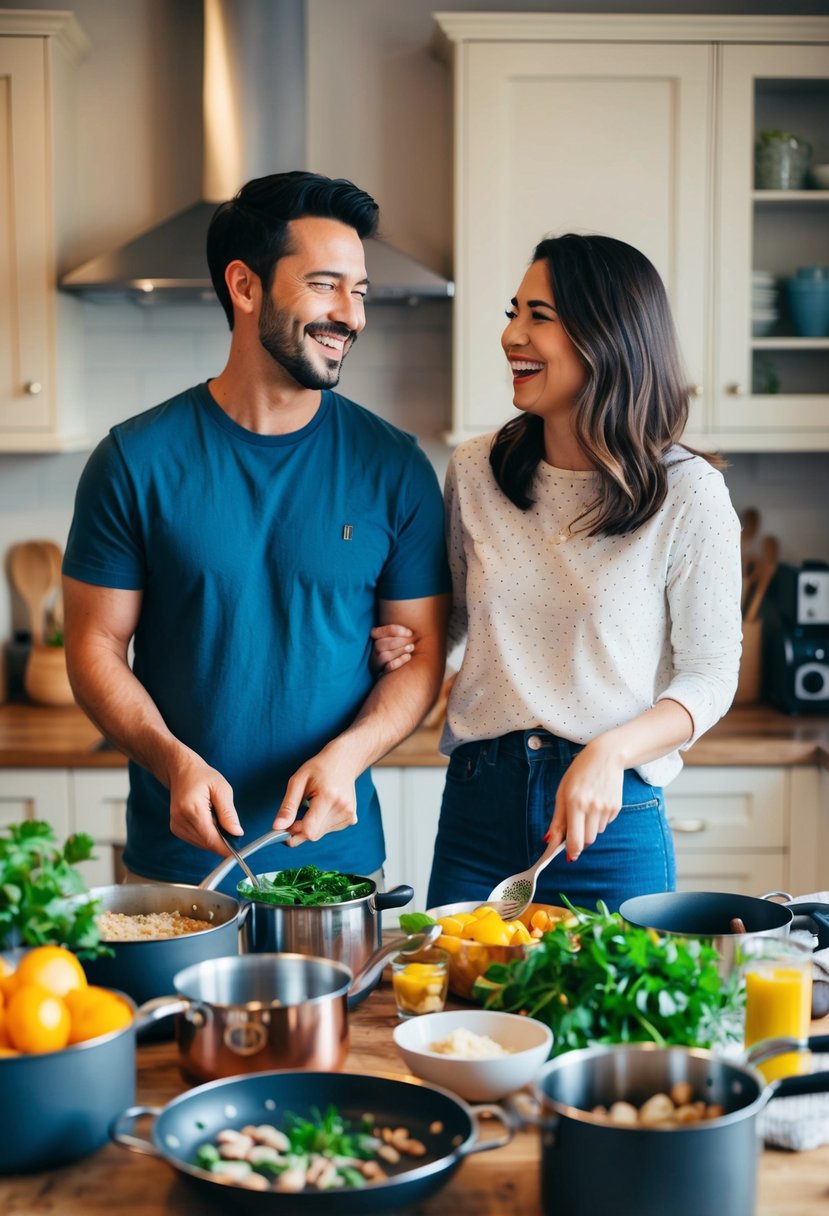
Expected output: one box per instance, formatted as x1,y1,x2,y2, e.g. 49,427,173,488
434,14,829,451
0,11,89,452
0,766,128,887
374,766,445,919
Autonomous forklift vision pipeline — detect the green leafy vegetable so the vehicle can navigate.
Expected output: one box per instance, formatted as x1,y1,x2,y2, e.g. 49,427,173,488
474,899,742,1055
0,819,111,958
399,911,437,935
237,864,373,906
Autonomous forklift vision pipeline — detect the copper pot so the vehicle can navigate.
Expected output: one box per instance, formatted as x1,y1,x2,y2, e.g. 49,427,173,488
136,926,439,1082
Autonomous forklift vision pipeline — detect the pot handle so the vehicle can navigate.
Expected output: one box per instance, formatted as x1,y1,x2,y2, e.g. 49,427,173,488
199,828,292,890
787,902,829,952
134,994,192,1032
346,923,442,1008
458,1103,514,1156
110,1105,163,1157
747,1034,829,1102
760,891,794,903
372,884,414,912
506,1090,560,1144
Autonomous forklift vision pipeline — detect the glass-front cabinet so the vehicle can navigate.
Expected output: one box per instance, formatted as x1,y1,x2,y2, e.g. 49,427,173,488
435,15,829,452
715,44,829,449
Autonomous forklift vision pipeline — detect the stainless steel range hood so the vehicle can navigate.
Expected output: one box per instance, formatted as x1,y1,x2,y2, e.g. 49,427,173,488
61,0,452,305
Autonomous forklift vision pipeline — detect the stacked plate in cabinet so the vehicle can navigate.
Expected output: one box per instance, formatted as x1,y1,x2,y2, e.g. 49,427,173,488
751,270,779,337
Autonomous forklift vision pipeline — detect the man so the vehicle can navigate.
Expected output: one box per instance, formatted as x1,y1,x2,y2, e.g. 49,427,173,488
62,171,450,890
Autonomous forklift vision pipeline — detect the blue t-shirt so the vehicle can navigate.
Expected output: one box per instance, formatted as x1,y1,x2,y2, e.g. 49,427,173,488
63,383,450,889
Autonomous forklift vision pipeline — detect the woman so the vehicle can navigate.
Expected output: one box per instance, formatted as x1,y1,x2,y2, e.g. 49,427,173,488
374,234,742,912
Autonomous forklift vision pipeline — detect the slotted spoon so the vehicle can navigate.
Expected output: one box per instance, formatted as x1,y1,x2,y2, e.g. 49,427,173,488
486,840,566,920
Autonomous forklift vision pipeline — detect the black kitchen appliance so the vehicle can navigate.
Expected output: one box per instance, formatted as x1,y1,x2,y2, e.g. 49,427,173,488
764,560,829,714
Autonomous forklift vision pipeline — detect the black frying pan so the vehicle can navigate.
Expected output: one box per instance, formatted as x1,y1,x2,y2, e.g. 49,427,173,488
112,1070,512,1213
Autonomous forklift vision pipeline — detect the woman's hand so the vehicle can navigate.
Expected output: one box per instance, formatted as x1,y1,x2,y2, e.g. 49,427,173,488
546,738,625,862
370,623,414,674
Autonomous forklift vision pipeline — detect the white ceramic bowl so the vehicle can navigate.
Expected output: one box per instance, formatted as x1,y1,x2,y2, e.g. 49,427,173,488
810,163,829,189
393,1008,553,1101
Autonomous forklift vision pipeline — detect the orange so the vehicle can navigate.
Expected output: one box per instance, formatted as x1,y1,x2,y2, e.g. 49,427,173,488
65,986,132,1044
0,962,17,1005
0,1006,9,1047
14,945,87,999
0,1047,20,1058
6,983,71,1054
0,956,14,980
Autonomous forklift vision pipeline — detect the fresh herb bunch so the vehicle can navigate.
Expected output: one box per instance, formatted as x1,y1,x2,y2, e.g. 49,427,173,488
238,864,373,906
474,899,742,1055
0,819,109,957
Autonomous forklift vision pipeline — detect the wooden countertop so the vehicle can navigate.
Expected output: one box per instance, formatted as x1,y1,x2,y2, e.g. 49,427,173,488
2,974,828,1215
0,700,828,770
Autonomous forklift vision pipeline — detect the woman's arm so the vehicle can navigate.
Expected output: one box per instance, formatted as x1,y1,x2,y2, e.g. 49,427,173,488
547,698,693,861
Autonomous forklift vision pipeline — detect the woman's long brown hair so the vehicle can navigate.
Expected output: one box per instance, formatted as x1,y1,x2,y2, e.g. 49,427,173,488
490,234,723,536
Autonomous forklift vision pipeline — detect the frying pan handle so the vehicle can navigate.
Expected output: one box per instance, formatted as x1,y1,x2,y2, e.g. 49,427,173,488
787,902,829,952
372,884,414,912
756,1035,829,1101
460,1103,514,1156
110,1105,163,1157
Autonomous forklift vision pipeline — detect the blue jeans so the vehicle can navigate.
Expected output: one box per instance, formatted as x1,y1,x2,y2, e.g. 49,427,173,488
427,729,676,913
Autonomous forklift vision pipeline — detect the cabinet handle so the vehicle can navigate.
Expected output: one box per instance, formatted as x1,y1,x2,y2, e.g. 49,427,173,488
667,817,707,834
725,383,744,397
24,380,43,395
687,384,704,398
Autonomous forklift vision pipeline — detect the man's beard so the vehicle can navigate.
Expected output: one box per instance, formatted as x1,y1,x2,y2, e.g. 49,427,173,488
258,294,356,390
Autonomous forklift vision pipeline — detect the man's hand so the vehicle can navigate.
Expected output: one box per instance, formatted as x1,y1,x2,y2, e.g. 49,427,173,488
168,753,243,855
272,744,360,846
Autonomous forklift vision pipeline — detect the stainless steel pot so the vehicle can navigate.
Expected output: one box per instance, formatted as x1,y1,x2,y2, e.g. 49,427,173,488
522,1036,829,1216
619,890,829,976
201,832,414,1001
0,995,137,1174
136,925,440,1082
112,1069,512,1214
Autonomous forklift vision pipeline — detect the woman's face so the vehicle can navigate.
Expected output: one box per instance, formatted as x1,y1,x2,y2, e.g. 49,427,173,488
501,259,586,420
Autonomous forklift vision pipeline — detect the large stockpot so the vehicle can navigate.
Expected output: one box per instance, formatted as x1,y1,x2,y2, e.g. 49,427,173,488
112,1069,512,1214
523,1036,829,1216
0,995,137,1174
201,835,414,1003
619,890,829,975
137,926,440,1082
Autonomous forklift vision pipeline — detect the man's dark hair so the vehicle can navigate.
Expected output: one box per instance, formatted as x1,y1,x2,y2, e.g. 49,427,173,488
207,171,380,327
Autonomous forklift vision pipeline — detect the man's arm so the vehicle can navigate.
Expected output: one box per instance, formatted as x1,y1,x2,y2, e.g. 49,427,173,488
62,575,239,853
273,592,450,845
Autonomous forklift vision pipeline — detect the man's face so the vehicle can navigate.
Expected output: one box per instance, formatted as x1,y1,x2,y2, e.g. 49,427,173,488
258,216,369,389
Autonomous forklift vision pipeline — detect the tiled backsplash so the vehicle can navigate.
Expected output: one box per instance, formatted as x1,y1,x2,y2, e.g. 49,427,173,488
1,296,828,671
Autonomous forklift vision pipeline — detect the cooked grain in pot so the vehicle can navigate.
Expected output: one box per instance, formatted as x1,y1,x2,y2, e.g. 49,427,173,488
98,909,208,942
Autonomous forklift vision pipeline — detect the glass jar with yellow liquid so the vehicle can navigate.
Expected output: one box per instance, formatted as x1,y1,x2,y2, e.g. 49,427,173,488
740,936,813,1082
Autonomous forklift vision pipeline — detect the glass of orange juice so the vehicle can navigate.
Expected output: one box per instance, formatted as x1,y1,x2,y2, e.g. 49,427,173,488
740,935,813,1082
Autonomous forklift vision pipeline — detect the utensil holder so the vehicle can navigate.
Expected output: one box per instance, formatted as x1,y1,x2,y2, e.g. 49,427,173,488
24,645,74,706
734,619,762,705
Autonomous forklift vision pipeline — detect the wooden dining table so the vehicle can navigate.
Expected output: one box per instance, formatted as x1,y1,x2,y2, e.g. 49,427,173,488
2,972,829,1215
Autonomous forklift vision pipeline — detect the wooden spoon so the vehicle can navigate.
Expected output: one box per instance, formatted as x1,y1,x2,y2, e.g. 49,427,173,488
744,536,780,623
8,542,54,644
38,540,64,635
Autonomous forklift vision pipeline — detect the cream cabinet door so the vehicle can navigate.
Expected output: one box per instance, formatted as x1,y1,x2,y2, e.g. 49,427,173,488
0,768,70,837
374,767,444,921
0,38,53,435
450,40,712,442
71,770,130,888
668,766,789,895
715,43,829,447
